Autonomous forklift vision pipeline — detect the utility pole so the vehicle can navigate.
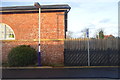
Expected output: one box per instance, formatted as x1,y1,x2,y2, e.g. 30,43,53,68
34,2,41,66
86,28,90,66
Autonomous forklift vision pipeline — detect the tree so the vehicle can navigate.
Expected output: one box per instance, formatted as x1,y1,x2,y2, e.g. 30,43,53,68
95,29,104,39
99,30,104,39
66,31,73,39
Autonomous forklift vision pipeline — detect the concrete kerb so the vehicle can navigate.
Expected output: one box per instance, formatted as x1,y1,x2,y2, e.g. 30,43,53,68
1,66,120,69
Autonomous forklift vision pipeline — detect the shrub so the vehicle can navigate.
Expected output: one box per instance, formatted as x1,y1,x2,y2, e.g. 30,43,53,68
8,45,37,67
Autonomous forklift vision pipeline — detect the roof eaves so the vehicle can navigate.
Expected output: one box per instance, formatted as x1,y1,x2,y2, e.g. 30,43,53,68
0,4,71,12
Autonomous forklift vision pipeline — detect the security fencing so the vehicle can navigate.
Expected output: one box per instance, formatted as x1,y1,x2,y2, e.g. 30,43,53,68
64,38,119,66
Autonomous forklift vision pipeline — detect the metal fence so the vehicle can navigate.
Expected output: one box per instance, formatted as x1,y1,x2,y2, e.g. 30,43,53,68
64,38,119,66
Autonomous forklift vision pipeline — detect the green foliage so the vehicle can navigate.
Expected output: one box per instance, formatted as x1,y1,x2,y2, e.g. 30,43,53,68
99,30,104,39
8,45,37,67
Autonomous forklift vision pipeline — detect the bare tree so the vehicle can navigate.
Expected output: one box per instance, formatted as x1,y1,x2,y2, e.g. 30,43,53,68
66,31,73,39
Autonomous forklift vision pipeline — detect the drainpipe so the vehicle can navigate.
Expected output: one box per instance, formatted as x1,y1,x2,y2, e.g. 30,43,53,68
65,9,70,39
34,2,41,66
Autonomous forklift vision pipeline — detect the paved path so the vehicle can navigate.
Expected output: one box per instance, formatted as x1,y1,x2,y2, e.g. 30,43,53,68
1,67,120,79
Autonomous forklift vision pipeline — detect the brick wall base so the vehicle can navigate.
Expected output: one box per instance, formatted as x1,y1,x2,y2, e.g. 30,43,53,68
1,40,64,66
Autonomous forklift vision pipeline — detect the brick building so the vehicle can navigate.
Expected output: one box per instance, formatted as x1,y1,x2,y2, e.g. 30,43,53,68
0,3,71,65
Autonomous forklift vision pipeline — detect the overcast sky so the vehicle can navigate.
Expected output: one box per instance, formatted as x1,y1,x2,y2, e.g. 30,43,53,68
1,0,119,38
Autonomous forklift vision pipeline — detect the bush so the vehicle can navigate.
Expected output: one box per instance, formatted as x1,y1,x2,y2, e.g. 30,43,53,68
8,45,37,67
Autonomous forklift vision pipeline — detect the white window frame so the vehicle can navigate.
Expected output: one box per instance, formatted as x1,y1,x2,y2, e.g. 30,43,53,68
0,23,15,40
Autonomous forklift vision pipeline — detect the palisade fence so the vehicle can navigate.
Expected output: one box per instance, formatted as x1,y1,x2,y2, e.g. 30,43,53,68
64,38,120,66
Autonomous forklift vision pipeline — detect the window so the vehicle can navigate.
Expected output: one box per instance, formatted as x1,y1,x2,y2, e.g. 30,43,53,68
0,23,15,40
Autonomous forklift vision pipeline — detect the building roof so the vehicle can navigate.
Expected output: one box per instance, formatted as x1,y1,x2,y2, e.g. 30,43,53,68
0,4,71,13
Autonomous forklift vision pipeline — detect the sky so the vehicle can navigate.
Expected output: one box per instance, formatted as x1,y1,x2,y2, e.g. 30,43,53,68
0,0,119,38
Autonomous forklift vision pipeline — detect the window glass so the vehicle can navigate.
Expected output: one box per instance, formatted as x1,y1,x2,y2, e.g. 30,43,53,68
0,23,15,40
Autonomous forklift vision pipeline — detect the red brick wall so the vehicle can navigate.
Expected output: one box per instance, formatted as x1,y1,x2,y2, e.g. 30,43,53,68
0,12,65,65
